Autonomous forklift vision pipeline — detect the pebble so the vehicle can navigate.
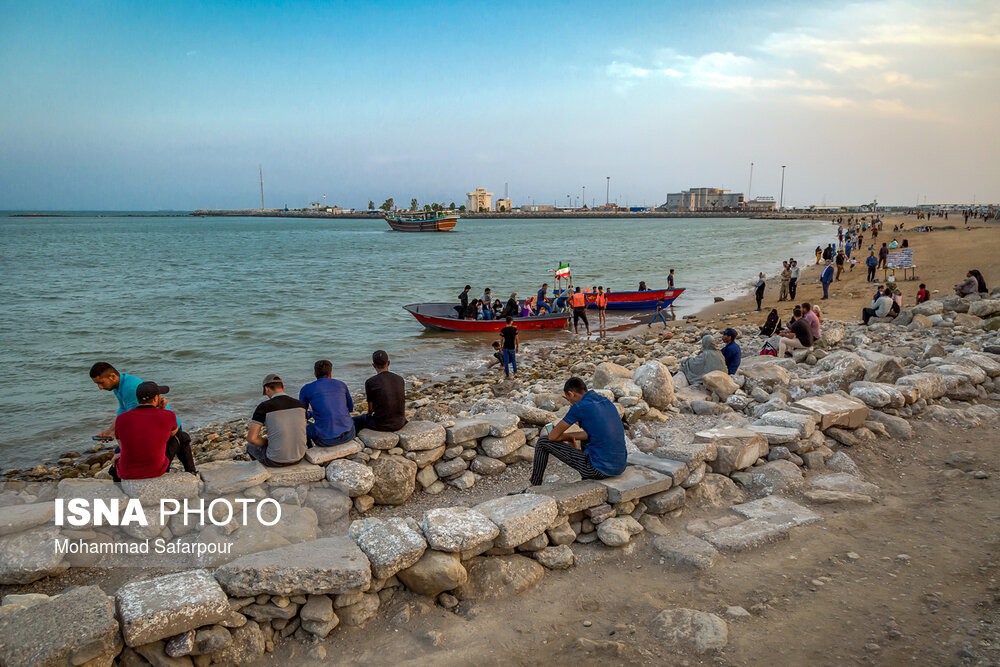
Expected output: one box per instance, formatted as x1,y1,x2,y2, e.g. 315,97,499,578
973,471,990,479
845,552,860,561
583,620,592,627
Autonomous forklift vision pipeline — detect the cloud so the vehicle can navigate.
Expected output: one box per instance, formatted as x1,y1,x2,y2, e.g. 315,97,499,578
602,0,998,118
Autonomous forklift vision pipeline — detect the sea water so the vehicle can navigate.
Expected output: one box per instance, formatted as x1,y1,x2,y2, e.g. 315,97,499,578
0,213,832,468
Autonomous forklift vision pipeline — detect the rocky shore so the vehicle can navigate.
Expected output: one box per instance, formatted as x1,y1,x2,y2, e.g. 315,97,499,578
0,283,998,665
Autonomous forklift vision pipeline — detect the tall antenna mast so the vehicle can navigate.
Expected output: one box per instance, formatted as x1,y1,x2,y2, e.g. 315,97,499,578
748,161,754,200
259,165,264,210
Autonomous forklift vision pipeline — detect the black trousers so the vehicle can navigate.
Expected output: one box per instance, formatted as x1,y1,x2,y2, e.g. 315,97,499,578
573,307,589,328
867,265,876,282
110,430,196,482
788,278,797,299
530,436,607,486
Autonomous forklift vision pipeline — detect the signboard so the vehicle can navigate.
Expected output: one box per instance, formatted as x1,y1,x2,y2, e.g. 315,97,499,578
887,249,914,268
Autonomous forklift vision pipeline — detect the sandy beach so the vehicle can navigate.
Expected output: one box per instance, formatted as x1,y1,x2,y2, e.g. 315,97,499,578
689,215,1000,330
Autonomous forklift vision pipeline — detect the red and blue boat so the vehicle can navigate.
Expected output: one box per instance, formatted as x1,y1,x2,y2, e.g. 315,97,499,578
384,211,459,232
555,287,685,311
403,303,569,332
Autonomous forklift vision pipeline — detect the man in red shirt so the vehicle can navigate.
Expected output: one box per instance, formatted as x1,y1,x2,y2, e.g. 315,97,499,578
111,382,193,481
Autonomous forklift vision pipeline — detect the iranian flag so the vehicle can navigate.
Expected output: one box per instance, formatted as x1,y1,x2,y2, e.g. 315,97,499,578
549,262,571,279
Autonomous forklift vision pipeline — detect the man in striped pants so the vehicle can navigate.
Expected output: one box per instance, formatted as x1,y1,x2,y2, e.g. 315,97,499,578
525,377,628,488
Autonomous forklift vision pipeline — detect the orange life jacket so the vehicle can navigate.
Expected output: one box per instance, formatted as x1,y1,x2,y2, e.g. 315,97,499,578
570,292,586,308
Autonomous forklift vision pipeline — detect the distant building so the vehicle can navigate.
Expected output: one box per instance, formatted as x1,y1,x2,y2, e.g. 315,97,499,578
745,197,776,212
525,204,556,212
665,187,744,211
466,187,493,212
494,197,512,212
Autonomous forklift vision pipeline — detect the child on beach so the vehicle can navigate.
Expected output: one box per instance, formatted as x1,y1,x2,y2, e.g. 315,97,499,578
487,341,503,370
648,297,670,328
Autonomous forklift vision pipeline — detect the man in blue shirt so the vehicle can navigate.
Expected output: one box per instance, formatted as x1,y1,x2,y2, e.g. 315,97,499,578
721,328,742,375
524,377,627,488
89,362,196,474
536,283,552,314
298,359,356,447
820,260,835,300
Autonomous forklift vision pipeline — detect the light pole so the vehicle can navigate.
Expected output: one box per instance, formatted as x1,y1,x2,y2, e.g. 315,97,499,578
606,176,610,206
779,165,786,210
582,186,586,209
748,162,754,201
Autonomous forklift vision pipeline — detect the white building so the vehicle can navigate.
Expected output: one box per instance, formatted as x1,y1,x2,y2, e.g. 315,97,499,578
466,187,493,212
494,197,512,212
665,187,744,211
745,197,776,211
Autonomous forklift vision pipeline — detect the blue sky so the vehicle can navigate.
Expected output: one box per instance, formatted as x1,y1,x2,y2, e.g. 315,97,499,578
1,0,997,209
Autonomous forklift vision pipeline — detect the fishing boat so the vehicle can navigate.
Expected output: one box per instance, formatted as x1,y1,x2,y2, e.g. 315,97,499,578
384,211,459,232
403,303,569,332
554,287,685,310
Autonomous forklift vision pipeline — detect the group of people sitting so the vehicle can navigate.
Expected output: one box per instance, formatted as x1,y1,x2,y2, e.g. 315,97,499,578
673,328,742,386
91,352,407,477
861,282,902,325
759,301,822,357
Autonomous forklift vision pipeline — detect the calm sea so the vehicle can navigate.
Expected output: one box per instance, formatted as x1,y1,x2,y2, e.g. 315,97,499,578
0,213,832,469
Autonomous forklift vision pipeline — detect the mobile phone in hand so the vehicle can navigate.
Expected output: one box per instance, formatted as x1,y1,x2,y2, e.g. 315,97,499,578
92,435,113,442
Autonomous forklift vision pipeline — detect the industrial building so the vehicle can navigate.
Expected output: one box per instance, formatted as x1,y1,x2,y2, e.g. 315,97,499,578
665,187,744,211
466,187,493,212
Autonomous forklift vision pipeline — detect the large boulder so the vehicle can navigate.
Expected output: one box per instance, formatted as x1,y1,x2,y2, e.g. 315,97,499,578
116,569,230,647
474,495,557,548
396,550,468,598
633,360,675,409
480,430,527,458
199,461,270,495
739,363,790,393
506,402,559,427
896,372,946,400
753,410,816,438
702,371,738,400
0,586,120,667
348,517,427,579
395,421,447,452
592,362,634,389
420,507,499,553
453,555,544,601
0,527,66,585
0,503,54,537
368,455,417,505
697,428,769,476
326,459,375,498
912,300,944,316
968,299,1000,318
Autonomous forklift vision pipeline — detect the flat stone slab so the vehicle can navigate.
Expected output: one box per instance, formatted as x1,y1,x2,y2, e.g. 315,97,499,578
304,439,362,465
597,466,673,503
809,473,883,499
753,410,816,438
200,461,271,495
121,472,199,504
730,496,822,528
348,517,427,579
357,429,399,450
0,526,66,585
653,532,718,570
627,453,689,485
214,536,371,596
421,507,500,553
745,424,800,445
265,461,326,485
0,503,54,536
792,394,869,430
652,436,717,465
395,421,447,451
446,418,491,444
701,519,791,553
474,494,558,548
644,487,686,514
116,569,230,647
482,412,520,437
55,478,126,503
0,586,119,667
527,481,608,515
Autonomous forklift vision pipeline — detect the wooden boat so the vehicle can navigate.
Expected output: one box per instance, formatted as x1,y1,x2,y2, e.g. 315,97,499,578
384,211,459,232
403,303,570,332
553,287,685,311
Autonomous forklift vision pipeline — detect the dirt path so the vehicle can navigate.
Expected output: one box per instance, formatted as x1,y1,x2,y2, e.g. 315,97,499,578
263,416,1000,666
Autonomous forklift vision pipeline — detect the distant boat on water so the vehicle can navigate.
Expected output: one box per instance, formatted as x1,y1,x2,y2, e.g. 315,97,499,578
384,211,459,232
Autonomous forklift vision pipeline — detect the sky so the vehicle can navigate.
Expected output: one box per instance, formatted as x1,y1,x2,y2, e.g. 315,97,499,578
0,0,998,210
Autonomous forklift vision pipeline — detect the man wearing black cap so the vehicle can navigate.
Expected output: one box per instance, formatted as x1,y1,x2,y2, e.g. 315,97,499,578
720,328,742,375
246,374,307,467
110,381,196,482
353,350,406,433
